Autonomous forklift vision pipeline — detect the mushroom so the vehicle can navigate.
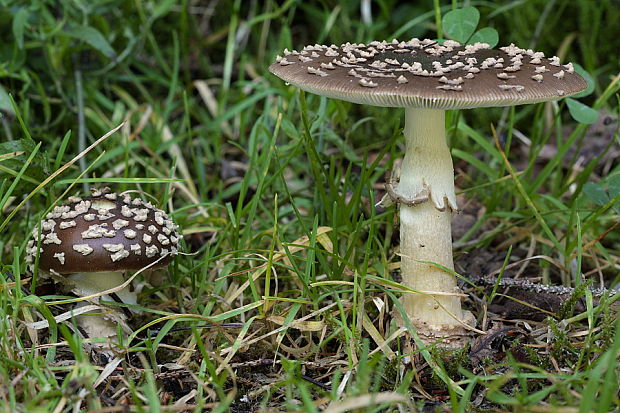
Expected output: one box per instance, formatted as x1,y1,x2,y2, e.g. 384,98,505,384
26,188,182,339
269,39,587,347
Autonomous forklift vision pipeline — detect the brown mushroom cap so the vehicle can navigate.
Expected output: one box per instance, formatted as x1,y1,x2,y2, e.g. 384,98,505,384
269,39,587,109
26,189,182,275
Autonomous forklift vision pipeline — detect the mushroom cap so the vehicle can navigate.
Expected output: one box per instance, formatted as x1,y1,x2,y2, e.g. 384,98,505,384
26,189,182,275
269,39,587,110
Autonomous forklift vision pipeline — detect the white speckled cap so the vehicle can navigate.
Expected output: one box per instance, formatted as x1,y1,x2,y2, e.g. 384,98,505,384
269,39,587,109
26,188,182,275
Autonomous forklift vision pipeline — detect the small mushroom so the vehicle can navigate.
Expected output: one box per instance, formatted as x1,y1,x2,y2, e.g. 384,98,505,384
269,39,587,347
26,188,182,339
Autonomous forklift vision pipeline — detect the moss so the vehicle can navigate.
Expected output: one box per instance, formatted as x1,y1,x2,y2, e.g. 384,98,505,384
510,339,552,371
557,280,591,319
427,344,471,387
548,318,580,364
595,296,618,349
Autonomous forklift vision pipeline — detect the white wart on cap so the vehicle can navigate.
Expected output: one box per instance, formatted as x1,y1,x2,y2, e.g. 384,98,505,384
26,189,182,275
269,39,587,109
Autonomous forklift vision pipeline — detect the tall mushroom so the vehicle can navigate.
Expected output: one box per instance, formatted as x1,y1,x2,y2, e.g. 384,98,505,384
26,188,182,339
269,39,587,347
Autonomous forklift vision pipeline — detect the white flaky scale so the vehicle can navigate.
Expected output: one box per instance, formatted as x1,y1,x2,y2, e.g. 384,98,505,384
366,70,396,78
154,211,165,225
157,234,171,246
61,210,81,220
43,232,62,245
73,244,94,255
497,73,516,79
307,66,328,77
359,78,378,87
531,74,544,82
110,249,130,262
112,219,130,230
278,57,294,66
59,220,77,229
121,205,134,217
436,84,463,91
553,70,565,79
54,252,65,265
498,84,525,92
103,243,124,253
325,48,339,57
500,43,523,56
529,52,545,65
133,209,149,221
97,211,115,220
26,187,182,341
369,60,387,69
82,224,116,239
504,64,522,72
439,76,463,85
146,245,159,258
42,220,56,231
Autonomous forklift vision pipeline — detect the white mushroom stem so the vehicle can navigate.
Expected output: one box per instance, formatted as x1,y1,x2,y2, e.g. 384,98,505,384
73,302,125,340
67,271,136,305
394,108,473,347
67,271,135,338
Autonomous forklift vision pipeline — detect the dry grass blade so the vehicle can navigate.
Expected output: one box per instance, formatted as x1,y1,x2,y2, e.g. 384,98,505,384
324,392,415,413
94,357,124,388
0,151,24,162
23,304,107,330
266,315,325,331
362,314,397,360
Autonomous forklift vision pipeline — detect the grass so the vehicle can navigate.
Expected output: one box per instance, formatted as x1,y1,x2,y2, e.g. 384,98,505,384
1,0,619,411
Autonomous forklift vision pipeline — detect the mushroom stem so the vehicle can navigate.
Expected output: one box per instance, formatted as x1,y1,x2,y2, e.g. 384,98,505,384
67,271,136,305
66,271,135,339
395,108,472,347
